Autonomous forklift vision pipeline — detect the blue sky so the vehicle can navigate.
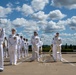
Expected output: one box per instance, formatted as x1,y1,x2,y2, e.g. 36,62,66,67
0,0,76,45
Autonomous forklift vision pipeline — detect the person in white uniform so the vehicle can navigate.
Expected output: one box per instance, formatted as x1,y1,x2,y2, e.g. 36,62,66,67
3,37,8,58
52,32,62,62
8,28,18,65
20,36,24,58
31,31,40,61
0,27,5,72
39,39,43,52
24,39,29,57
16,34,21,59
38,39,43,58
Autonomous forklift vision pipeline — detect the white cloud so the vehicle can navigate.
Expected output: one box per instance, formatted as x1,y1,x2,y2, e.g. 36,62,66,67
73,33,76,36
60,33,76,37
18,32,23,36
0,0,76,45
0,19,8,24
61,33,71,36
40,16,76,33
62,37,76,45
0,6,12,17
66,16,76,30
39,33,76,45
16,6,21,11
31,0,49,11
32,10,66,21
32,11,48,20
40,34,53,45
22,4,34,16
37,20,48,26
51,0,76,9
41,21,65,33
23,20,40,33
57,33,76,45
1,17,76,45
57,20,67,26
12,18,27,27
0,19,14,36
48,10,66,20
16,4,34,16
6,2,13,7
12,18,40,34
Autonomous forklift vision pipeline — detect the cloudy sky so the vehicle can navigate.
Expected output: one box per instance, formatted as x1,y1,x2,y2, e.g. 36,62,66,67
0,0,76,45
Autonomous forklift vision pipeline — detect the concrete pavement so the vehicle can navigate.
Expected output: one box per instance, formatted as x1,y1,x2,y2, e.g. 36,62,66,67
0,54,76,75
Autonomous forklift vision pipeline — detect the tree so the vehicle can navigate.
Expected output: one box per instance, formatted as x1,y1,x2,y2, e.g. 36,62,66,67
69,44,73,49
65,43,68,49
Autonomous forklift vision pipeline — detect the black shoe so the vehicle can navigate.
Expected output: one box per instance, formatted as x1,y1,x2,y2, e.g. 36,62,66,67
0,70,3,72
54,60,57,62
53,60,57,62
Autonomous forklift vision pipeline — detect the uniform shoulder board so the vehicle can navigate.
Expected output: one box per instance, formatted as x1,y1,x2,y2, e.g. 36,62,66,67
9,35,12,38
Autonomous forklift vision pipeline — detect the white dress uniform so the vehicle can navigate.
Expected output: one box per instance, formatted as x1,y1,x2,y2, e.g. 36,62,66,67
38,41,43,51
20,39,24,58
31,35,40,61
52,36,62,61
24,41,29,57
8,34,18,65
16,36,21,59
3,38,8,58
38,40,43,58
0,28,5,71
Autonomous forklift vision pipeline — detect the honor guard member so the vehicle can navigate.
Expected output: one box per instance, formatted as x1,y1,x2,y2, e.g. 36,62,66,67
20,36,25,58
24,39,29,57
0,27,5,72
31,31,37,61
23,38,26,57
31,31,40,61
8,28,18,65
52,33,62,62
16,34,21,59
38,39,43,58
3,37,8,58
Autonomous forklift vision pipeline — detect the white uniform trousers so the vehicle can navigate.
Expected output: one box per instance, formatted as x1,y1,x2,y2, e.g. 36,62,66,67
17,46,21,59
20,46,24,58
53,45,62,61
53,45,57,61
57,46,62,61
8,46,17,65
0,44,4,70
4,47,8,58
32,45,39,61
24,48,28,57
